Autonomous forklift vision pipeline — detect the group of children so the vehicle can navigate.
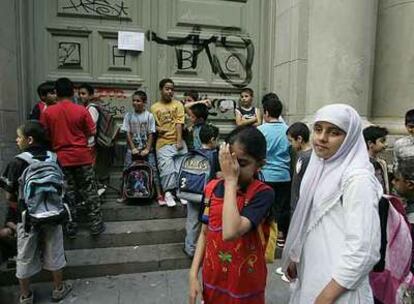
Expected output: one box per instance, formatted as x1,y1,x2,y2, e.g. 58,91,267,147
1,74,414,304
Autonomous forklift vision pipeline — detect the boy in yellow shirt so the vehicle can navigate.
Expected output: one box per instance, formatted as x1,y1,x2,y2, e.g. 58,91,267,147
151,78,188,207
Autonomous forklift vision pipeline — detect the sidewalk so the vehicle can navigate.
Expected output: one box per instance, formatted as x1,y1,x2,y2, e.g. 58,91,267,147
0,262,291,304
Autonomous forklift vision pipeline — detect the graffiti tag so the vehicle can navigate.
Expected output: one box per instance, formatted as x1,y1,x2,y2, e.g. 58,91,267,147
60,0,129,18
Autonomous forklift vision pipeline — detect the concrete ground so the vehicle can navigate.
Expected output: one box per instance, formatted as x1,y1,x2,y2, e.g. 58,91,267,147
0,262,291,304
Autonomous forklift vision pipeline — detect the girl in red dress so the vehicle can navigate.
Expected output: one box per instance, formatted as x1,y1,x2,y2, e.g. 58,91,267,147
189,126,275,304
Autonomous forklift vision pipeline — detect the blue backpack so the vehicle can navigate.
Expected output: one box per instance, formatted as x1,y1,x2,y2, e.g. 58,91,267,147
17,151,71,229
177,149,218,203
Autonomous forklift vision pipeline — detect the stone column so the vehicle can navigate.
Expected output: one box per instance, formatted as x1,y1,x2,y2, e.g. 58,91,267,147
371,0,414,133
305,0,378,119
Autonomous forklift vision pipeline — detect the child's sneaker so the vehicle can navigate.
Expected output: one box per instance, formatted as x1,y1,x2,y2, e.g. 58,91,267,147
157,195,167,206
19,292,33,304
164,191,176,207
180,199,188,206
52,282,72,302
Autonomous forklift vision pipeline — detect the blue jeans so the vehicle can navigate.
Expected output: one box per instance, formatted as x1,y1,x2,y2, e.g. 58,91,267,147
184,201,201,256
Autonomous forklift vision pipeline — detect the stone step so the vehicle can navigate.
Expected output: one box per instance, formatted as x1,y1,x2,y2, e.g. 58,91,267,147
0,243,191,286
78,201,187,222
65,218,186,250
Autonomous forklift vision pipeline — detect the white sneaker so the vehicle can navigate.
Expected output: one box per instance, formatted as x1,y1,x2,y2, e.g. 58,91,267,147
281,274,290,283
164,191,176,207
275,267,284,276
180,199,188,205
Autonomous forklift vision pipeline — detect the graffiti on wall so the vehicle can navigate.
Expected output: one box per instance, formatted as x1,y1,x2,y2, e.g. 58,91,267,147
59,0,129,19
146,28,254,88
58,42,81,67
95,87,129,117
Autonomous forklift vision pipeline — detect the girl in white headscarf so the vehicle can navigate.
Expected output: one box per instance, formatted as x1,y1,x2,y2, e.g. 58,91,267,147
282,104,382,304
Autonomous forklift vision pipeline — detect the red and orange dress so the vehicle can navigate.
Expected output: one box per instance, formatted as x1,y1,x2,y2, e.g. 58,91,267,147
201,178,274,304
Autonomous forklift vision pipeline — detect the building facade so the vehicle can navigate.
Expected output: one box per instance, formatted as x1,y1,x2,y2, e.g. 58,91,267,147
0,0,413,171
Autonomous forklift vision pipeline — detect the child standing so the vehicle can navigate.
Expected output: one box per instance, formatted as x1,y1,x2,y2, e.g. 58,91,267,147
186,103,209,150
119,90,165,205
151,78,188,207
235,88,262,127
394,109,414,169
363,126,390,194
29,82,56,120
0,121,71,304
257,93,291,248
183,124,220,258
189,126,274,304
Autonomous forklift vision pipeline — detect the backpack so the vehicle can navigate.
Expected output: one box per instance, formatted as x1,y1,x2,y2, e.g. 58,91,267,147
89,103,120,148
16,151,70,230
203,179,278,263
122,157,154,200
177,149,218,204
369,195,414,303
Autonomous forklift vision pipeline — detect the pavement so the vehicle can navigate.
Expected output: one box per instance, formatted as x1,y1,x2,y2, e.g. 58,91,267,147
0,262,291,304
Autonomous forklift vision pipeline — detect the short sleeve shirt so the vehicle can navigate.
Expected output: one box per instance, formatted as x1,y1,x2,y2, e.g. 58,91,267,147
201,180,274,229
150,100,185,150
121,110,156,150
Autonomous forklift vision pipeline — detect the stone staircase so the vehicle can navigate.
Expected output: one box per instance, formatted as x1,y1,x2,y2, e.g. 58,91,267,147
0,189,191,286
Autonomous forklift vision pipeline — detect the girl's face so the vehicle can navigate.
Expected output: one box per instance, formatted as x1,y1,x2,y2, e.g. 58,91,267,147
231,142,261,187
132,95,146,113
78,88,91,105
240,92,253,108
16,129,31,151
312,121,346,160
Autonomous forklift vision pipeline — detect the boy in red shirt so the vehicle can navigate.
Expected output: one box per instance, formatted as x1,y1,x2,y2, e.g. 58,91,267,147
41,78,104,237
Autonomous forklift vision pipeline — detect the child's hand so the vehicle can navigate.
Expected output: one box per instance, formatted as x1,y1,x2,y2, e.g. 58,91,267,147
140,148,149,157
132,148,139,155
176,141,184,150
219,143,239,183
188,275,202,304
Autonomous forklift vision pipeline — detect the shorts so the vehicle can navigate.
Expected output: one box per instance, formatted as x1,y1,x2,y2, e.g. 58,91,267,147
16,223,66,279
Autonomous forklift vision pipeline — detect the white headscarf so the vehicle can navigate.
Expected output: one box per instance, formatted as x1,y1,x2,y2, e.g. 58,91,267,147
282,104,381,270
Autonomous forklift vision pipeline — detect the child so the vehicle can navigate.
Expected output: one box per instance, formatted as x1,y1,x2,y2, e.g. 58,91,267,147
183,90,212,109
282,104,382,303
286,122,312,212
183,124,219,258
363,125,390,194
29,82,56,120
189,126,274,304
78,83,99,153
257,93,291,248
235,87,262,126
119,90,165,206
394,109,414,169
0,204,17,263
0,121,71,304
151,78,188,207
186,103,209,150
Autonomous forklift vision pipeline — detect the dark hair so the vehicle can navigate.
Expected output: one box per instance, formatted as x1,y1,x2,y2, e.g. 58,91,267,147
18,120,49,146
262,93,283,118
363,126,388,145
287,122,310,143
132,90,148,102
200,124,219,144
37,82,55,98
405,109,414,126
79,83,94,96
55,77,74,98
189,103,209,121
225,126,266,162
159,78,174,90
184,90,199,101
241,87,254,96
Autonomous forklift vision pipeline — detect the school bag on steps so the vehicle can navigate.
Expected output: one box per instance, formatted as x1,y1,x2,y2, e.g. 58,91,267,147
177,149,218,204
16,151,71,231
122,156,154,200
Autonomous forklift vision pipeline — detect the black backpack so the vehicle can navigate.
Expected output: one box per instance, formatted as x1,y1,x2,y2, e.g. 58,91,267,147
89,103,120,148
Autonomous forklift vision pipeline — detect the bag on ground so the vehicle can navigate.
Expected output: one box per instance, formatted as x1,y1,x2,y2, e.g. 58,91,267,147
122,157,154,200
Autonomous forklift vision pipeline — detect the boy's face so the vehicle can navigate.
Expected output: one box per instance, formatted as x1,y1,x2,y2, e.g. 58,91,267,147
187,108,197,124
369,137,387,155
132,95,146,113
45,90,57,105
287,134,302,152
16,129,30,151
392,172,414,198
240,92,253,108
184,95,196,104
78,88,91,105
406,123,414,136
160,82,174,102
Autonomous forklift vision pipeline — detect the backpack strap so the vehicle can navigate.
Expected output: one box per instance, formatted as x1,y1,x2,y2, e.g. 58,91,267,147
243,179,272,206
203,178,222,205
